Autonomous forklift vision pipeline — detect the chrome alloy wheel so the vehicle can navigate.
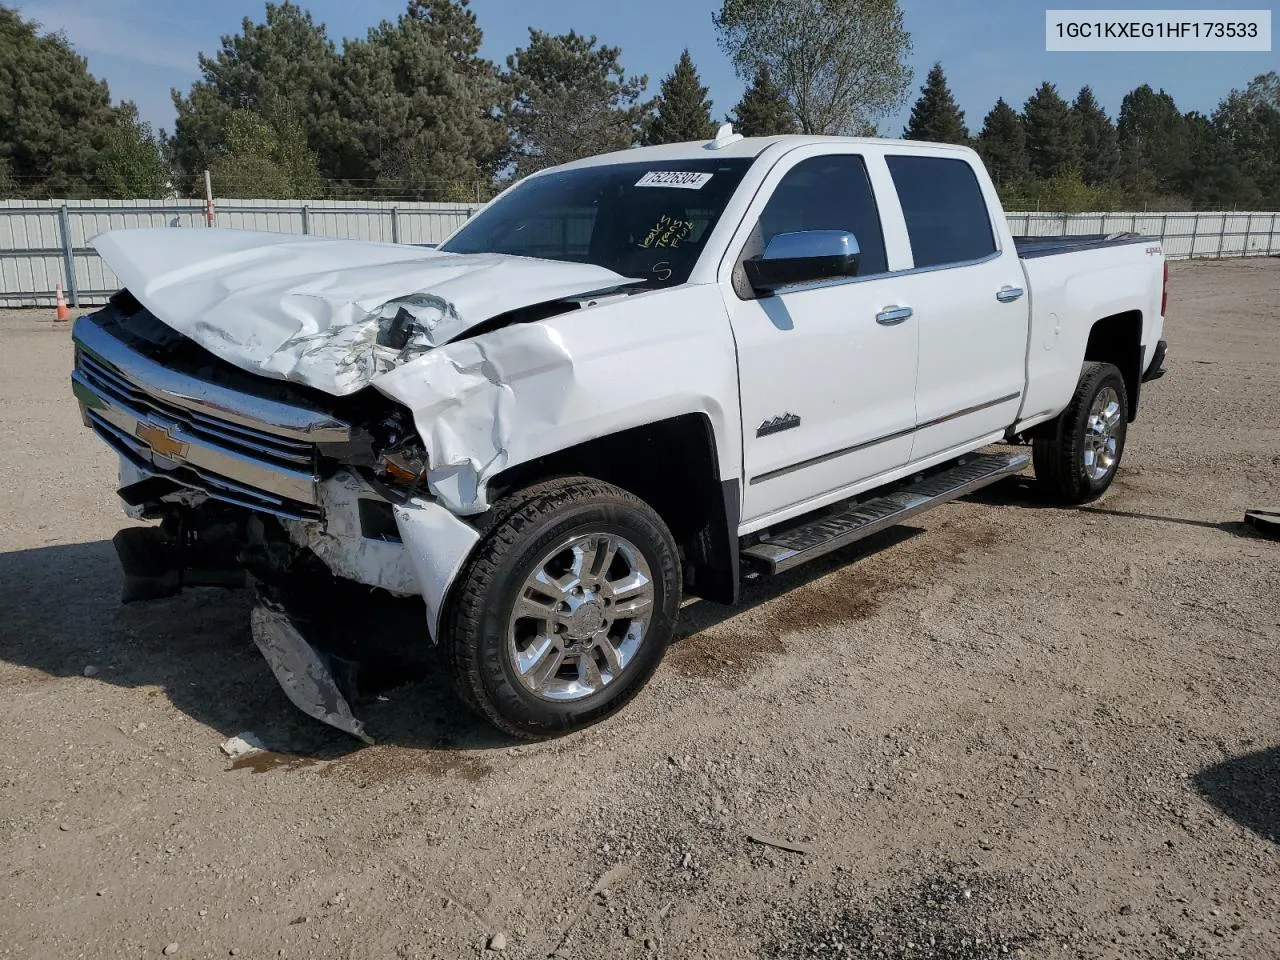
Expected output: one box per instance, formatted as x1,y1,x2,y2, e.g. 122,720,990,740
1084,385,1122,482
507,532,655,702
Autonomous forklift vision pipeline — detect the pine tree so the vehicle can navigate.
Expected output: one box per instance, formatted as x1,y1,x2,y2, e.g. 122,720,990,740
1116,85,1191,199
406,0,485,71
645,50,717,144
1023,82,1079,180
727,66,796,136
170,3,341,193
323,14,506,200
505,30,652,176
975,98,1028,188
902,62,968,143
1072,86,1118,186
0,6,158,198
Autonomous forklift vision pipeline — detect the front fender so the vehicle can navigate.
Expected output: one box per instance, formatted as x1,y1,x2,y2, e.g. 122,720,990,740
372,285,743,519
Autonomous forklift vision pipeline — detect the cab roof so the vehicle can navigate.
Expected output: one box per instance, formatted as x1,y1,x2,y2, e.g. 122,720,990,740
554,133,976,171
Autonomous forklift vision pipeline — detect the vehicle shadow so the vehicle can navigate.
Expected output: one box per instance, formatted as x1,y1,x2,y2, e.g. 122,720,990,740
675,524,924,639
0,527,927,759
0,539,508,760
1194,746,1280,845
965,474,1245,535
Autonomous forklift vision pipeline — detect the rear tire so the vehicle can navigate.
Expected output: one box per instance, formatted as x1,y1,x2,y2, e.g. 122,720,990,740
443,477,681,739
1033,361,1128,504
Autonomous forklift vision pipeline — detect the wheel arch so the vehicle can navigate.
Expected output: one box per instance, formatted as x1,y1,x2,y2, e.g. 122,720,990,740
1083,310,1144,421
486,413,741,604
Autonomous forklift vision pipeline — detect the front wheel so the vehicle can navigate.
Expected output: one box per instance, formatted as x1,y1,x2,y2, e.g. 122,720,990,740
1033,361,1129,504
442,477,681,739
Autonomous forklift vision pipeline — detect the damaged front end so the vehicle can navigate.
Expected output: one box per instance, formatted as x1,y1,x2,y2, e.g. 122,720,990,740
249,594,373,745
73,231,640,741
72,294,482,742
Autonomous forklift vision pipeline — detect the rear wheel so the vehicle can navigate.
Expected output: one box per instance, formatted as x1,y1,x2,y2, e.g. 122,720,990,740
1033,361,1128,504
443,478,681,739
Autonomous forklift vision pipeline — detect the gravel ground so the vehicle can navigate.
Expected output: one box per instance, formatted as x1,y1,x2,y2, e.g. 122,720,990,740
0,257,1277,960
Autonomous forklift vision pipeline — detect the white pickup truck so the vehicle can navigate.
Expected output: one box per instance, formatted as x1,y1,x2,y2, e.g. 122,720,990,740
72,130,1168,741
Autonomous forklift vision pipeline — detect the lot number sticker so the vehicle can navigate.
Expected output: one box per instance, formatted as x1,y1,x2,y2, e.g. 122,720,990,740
636,171,713,190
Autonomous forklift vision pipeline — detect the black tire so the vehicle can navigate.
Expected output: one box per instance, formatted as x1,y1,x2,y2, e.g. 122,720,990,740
1033,361,1129,504
442,477,681,739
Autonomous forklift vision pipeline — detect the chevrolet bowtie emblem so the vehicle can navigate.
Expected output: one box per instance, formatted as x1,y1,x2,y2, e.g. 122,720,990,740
135,422,189,459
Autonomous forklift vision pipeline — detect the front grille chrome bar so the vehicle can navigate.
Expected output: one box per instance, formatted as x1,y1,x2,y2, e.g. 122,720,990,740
72,313,355,519
72,315,352,444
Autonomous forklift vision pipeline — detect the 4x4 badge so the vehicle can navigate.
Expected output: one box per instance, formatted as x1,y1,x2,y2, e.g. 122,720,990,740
757,413,801,437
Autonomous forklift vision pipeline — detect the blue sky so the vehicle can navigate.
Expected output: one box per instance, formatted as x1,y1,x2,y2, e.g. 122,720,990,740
16,0,1278,137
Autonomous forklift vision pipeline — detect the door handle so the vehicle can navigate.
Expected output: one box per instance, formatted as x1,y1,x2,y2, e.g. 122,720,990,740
996,286,1024,303
875,306,913,326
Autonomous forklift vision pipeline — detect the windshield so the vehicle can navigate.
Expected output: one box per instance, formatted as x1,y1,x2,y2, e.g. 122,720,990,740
440,158,754,289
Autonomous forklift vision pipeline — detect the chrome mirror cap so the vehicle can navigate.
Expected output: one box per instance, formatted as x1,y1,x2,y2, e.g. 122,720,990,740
744,229,862,295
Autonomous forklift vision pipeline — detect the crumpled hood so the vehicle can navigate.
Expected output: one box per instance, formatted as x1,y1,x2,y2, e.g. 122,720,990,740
91,228,637,396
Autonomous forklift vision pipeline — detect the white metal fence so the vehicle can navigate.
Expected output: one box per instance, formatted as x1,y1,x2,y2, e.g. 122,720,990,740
2,200,1277,308
1007,211,1280,260
0,198,481,307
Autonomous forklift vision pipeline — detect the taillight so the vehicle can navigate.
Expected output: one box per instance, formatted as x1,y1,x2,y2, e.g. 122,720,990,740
1161,261,1169,316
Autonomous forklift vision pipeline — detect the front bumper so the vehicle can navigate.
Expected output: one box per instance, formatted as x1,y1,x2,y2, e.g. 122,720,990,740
71,313,355,520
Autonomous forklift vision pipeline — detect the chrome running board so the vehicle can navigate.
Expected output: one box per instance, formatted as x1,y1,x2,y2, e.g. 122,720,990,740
741,453,1029,574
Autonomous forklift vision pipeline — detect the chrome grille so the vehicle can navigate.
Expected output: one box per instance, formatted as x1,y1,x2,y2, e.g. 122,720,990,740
71,312,357,521
84,408,321,519
76,349,316,471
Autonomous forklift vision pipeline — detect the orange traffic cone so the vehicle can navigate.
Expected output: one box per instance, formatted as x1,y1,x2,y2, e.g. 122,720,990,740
55,282,70,322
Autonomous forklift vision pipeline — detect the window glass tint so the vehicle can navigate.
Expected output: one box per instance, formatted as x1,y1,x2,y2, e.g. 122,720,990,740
755,155,888,276
886,155,996,268
442,158,753,289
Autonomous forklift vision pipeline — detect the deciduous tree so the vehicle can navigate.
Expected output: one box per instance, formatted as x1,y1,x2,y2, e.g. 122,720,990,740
1199,77,1280,208
714,0,912,135
95,104,169,198
207,106,323,198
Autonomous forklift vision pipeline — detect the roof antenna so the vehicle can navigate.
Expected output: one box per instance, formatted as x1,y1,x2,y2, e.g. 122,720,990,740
706,123,744,150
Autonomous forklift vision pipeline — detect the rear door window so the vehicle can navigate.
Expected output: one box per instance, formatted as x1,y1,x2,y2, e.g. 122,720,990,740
886,155,997,268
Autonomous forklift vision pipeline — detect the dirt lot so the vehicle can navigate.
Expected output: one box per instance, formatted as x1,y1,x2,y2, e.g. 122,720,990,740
1,257,1277,960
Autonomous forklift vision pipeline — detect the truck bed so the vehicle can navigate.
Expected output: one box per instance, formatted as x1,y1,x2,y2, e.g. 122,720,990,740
1013,233,1152,259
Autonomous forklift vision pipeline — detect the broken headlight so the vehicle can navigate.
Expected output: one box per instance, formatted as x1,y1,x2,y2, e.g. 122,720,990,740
364,407,430,501
377,441,429,487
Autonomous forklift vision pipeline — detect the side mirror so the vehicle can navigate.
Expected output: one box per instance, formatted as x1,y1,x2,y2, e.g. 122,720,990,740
742,230,861,295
